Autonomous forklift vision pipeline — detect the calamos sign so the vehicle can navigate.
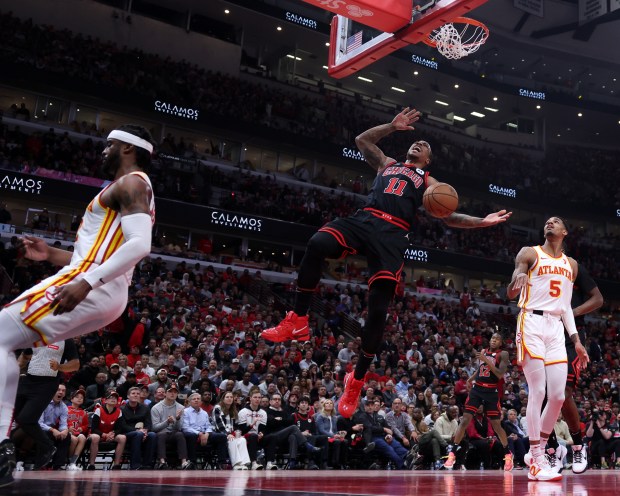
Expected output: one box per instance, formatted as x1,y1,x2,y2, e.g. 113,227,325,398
154,100,200,120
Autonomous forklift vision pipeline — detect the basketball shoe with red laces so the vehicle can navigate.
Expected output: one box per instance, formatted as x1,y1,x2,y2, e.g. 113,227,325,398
338,372,364,418
260,311,309,342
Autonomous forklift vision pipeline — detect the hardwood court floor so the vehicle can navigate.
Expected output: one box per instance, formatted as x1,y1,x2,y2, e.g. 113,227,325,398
7,469,619,496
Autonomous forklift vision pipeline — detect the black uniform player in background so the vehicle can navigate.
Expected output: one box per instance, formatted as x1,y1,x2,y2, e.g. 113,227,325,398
545,263,603,474
261,107,512,418
444,333,513,470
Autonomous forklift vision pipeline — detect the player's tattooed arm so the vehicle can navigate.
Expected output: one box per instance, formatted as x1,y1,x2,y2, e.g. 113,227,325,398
114,175,152,216
507,246,536,299
355,124,394,171
355,107,420,171
443,210,512,228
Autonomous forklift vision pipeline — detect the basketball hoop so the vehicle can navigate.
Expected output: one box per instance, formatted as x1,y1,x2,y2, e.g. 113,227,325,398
423,17,489,60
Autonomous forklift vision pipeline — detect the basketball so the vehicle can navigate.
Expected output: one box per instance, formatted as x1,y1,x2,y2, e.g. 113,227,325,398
423,182,458,218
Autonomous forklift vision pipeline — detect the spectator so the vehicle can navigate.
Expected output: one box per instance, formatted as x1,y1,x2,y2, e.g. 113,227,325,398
90,390,126,470
148,347,166,370
292,397,327,469
181,392,227,469
381,381,399,407
233,372,254,400
465,406,504,469
237,388,267,470
85,372,109,409
180,357,201,383
385,398,415,449
367,399,408,469
586,410,619,469
120,387,156,470
66,389,89,470
116,372,138,400
106,364,126,389
151,384,191,469
502,409,529,468
148,369,171,398
68,357,101,391
315,398,347,469
37,384,70,469
211,391,251,469
411,406,447,469
262,393,316,470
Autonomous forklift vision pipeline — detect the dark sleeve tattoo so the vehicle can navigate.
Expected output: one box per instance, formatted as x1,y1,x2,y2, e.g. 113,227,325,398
362,147,385,170
355,123,395,171
115,178,151,215
443,213,482,228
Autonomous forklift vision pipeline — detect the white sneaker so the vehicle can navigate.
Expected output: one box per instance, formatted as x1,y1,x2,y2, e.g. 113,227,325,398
546,445,567,473
571,445,588,474
524,451,532,467
266,461,279,470
66,463,82,471
251,461,264,470
232,463,246,470
528,455,562,481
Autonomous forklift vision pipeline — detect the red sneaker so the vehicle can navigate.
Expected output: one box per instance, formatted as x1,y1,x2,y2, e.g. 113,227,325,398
260,311,309,342
338,372,364,418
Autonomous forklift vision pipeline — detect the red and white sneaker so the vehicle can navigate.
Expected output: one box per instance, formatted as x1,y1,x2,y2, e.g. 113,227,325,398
503,452,514,471
260,311,309,342
528,455,562,481
338,372,364,418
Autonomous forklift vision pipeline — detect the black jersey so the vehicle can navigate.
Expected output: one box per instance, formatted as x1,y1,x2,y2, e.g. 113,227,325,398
564,263,597,347
474,349,503,391
363,161,429,230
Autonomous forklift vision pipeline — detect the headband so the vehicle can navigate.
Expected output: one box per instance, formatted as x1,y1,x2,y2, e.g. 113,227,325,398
108,130,154,154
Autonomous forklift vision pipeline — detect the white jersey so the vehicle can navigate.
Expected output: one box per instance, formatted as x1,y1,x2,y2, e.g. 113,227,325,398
9,171,155,344
70,171,155,284
518,245,574,314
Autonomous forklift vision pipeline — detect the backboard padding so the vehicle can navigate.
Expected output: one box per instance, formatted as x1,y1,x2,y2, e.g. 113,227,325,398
328,0,489,78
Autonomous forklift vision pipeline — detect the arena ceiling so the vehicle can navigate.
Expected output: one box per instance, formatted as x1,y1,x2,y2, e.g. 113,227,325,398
157,0,616,148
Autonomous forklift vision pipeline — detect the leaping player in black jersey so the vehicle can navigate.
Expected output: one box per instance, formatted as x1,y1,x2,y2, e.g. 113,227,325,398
261,108,512,418
444,333,513,470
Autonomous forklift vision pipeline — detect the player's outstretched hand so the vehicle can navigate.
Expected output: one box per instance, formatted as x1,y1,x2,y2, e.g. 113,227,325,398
392,107,421,131
480,209,512,227
18,235,50,261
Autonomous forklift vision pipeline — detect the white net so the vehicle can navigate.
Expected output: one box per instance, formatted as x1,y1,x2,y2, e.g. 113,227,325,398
430,20,488,60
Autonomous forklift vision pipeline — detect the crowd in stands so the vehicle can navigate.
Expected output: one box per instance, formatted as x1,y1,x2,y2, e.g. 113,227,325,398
2,10,619,211
1,120,618,282
2,247,618,470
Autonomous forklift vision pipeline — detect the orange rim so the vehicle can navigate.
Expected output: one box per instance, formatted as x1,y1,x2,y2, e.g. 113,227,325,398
422,17,489,48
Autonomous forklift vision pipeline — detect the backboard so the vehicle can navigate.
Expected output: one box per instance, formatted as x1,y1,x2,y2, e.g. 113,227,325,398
328,0,489,79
